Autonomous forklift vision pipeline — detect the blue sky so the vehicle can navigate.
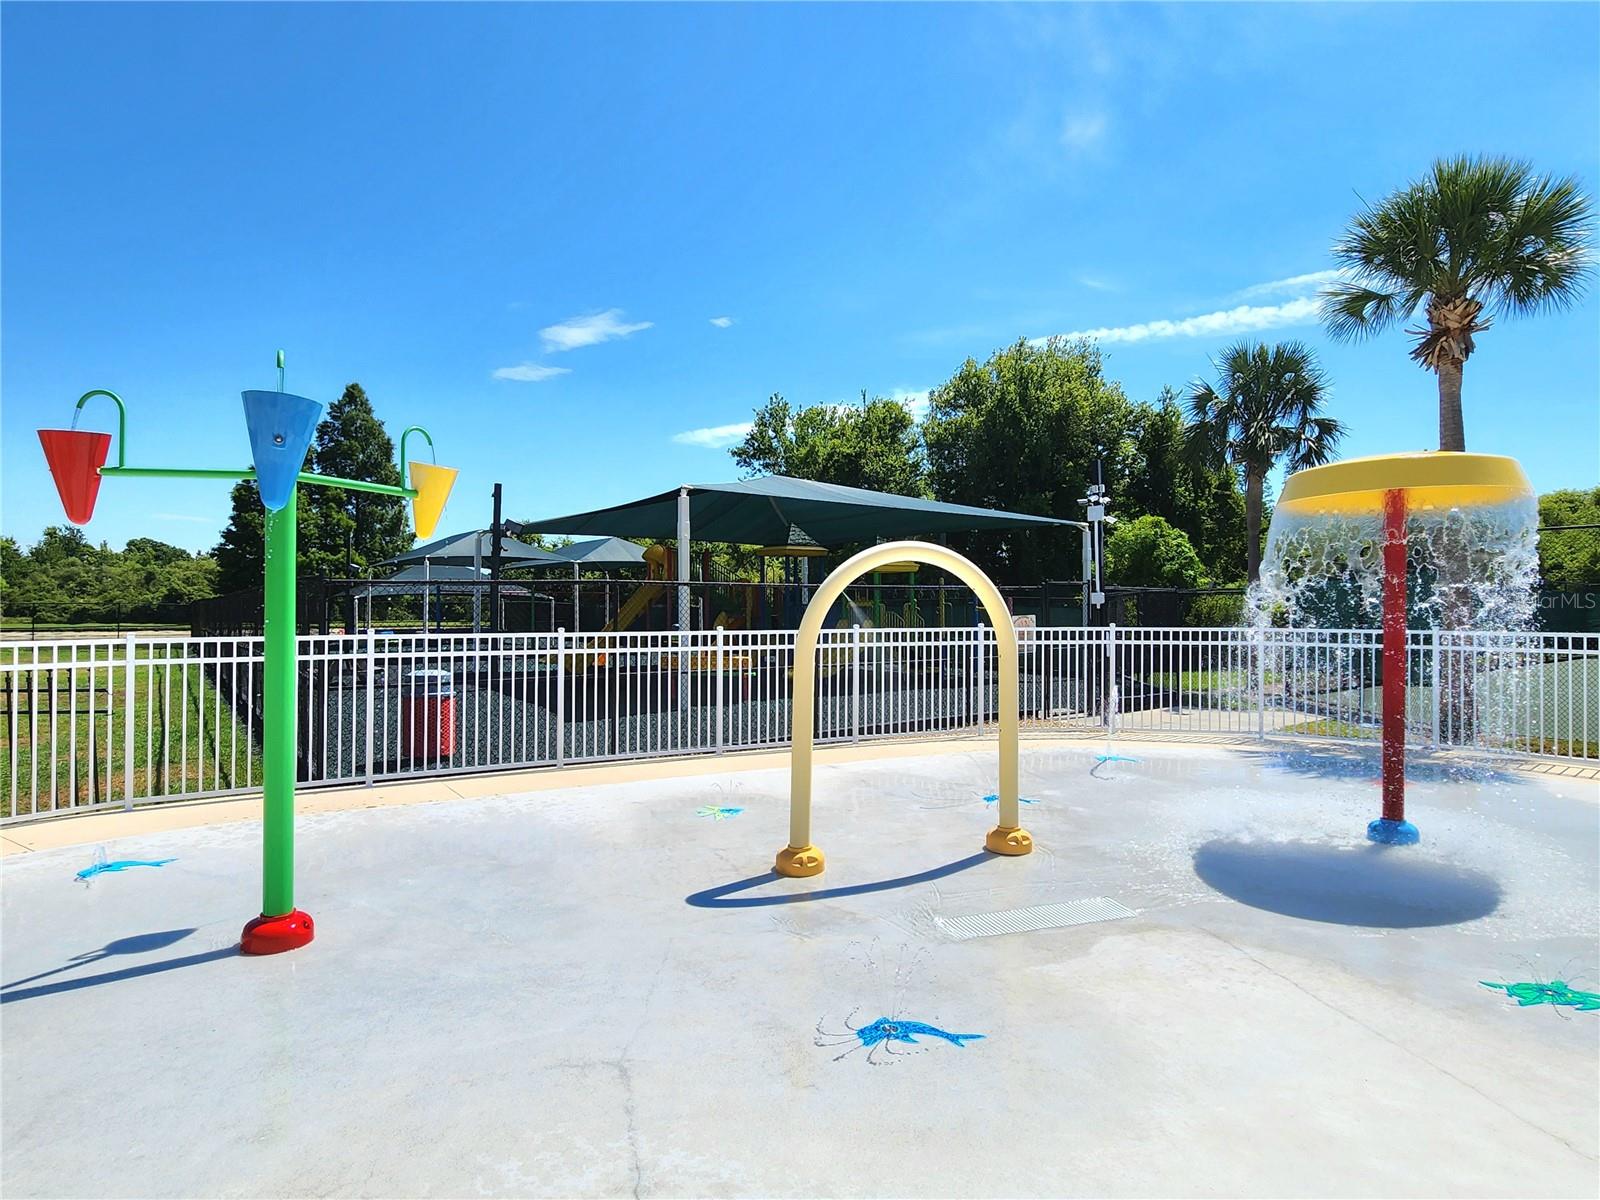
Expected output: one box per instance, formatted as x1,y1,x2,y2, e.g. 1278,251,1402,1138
4,2,1597,554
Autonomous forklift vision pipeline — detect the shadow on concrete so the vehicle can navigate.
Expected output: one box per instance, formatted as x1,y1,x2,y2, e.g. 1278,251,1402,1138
1241,743,1527,788
1193,838,1502,928
1,929,237,1004
687,851,995,909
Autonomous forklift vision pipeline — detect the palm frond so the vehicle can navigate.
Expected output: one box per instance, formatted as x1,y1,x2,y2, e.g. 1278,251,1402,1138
1319,282,1404,341
1325,155,1596,344
1486,172,1596,316
1183,340,1341,480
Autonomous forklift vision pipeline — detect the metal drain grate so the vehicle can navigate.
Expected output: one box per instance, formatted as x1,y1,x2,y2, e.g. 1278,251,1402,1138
935,897,1138,940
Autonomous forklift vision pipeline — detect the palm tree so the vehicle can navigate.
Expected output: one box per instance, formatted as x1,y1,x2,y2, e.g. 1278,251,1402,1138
1187,341,1343,582
1321,156,1594,451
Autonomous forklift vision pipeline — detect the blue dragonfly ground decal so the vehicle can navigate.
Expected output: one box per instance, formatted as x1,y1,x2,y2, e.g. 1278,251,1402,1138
75,848,175,883
816,1007,985,1065
698,778,745,820
981,794,1038,805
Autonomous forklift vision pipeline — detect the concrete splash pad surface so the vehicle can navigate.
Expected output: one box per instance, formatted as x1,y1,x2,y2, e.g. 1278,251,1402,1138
3,744,1596,1198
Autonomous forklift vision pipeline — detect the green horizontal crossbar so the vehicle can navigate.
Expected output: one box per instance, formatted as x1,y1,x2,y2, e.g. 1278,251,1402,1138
99,465,416,499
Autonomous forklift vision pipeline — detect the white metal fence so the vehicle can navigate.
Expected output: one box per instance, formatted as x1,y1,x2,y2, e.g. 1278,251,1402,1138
3,626,1595,822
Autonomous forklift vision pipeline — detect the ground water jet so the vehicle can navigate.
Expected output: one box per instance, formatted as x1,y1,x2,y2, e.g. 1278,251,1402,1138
1094,684,1140,774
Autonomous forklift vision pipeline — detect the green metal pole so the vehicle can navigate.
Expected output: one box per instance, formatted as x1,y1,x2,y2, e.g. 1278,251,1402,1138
100,464,414,498
262,491,298,917
43,380,448,956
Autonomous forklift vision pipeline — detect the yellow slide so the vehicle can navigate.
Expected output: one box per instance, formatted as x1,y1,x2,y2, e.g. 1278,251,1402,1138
603,582,665,633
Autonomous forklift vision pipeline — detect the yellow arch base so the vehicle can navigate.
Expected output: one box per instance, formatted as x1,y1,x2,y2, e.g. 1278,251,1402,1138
773,540,1032,878
1276,451,1533,517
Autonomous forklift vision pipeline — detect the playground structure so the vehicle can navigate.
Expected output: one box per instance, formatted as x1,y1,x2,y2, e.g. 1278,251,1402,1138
774,540,1033,877
1270,451,1535,845
35,356,457,953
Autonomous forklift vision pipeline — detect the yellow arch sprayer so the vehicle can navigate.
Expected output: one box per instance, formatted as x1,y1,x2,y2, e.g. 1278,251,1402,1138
774,540,1034,878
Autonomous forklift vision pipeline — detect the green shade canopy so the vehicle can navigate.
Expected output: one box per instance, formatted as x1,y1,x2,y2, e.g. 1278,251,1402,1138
510,475,1071,546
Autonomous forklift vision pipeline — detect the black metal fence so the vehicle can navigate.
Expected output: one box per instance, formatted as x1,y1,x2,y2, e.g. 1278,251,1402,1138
186,574,1600,639
190,577,1097,636
2,602,193,635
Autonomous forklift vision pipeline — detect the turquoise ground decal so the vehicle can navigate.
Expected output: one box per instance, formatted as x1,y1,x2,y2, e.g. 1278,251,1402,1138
76,851,175,882
1480,980,1599,1011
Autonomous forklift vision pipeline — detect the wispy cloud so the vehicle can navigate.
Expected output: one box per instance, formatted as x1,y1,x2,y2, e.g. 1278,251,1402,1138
1044,296,1321,346
540,308,653,353
492,363,572,383
709,316,735,328
1076,274,1116,292
1234,269,1346,300
890,388,932,420
1059,110,1107,152
672,422,753,449
151,512,214,524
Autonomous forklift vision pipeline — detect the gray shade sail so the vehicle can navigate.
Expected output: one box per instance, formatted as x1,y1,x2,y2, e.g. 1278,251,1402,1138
345,564,531,596
381,529,567,568
510,475,1072,546
551,536,647,567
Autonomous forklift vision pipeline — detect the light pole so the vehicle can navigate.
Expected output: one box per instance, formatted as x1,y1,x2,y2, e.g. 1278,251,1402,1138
37,355,459,954
1078,457,1113,619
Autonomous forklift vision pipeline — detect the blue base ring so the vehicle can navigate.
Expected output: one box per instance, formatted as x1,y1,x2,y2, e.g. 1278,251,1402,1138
1367,817,1420,846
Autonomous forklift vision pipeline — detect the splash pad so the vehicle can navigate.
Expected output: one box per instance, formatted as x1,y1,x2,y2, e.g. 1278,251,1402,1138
1262,452,1536,844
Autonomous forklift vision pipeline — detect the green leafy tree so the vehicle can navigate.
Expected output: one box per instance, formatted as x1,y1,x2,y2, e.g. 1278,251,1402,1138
1538,487,1600,590
1,530,217,624
123,537,193,566
0,535,32,617
8,527,101,621
214,382,409,591
28,525,97,567
1124,387,1248,583
1103,515,1208,588
923,338,1137,584
214,479,274,594
1322,155,1594,451
1186,341,1343,583
732,392,926,497
304,383,411,576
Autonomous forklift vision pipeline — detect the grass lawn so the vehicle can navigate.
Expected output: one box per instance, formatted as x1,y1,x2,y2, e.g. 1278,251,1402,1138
1283,718,1380,740
1145,669,1256,691
1,643,262,817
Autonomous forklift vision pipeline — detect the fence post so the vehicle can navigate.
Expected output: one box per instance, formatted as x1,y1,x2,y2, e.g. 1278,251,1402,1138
1105,623,1118,730
975,623,986,730
715,625,725,754
364,628,376,786
555,627,566,767
1430,629,1442,747
1254,627,1266,740
851,624,862,742
123,632,136,809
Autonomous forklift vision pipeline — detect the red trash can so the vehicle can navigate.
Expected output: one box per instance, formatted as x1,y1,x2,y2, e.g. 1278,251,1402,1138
400,669,455,760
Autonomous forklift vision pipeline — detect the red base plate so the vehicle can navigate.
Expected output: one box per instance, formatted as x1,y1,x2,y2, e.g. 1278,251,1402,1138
240,909,315,955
